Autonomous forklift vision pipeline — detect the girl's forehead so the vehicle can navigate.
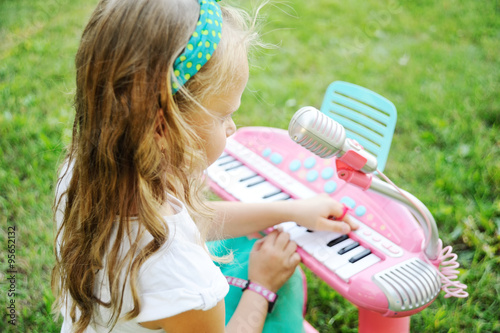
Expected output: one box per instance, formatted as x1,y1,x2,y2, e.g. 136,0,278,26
204,62,248,115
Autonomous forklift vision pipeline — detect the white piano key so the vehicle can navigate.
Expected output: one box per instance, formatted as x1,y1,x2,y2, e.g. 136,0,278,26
275,221,297,232
232,180,280,203
305,231,338,246
283,182,317,199
231,189,252,202
301,231,344,257
207,165,233,188
220,160,243,171
231,176,266,202
206,165,219,180
287,225,308,239
246,181,282,202
303,241,328,256
213,165,256,194
335,254,381,282
321,231,343,243
217,155,235,165
240,175,265,187
324,245,367,271
293,231,318,248
226,165,257,179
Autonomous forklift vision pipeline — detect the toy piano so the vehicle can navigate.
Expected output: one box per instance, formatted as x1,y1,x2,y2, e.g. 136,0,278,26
207,82,465,332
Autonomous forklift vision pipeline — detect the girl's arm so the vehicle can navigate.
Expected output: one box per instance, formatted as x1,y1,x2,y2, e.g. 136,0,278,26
140,230,299,333
140,296,268,333
140,301,226,332
207,193,359,240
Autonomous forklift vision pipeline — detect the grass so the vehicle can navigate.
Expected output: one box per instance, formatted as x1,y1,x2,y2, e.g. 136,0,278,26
0,0,498,332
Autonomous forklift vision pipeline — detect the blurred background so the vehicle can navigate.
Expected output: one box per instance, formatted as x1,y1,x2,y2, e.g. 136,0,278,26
0,0,498,331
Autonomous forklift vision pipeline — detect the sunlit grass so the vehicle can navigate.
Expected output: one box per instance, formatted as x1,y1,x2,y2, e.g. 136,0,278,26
0,0,498,332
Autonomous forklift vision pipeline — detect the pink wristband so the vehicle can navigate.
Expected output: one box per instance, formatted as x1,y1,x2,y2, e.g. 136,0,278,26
225,276,278,313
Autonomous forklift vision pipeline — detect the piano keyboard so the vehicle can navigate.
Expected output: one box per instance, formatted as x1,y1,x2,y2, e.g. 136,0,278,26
279,222,381,282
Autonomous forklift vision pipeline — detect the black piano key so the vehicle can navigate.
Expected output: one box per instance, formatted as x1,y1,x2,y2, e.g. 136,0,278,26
306,229,314,233
218,158,237,167
246,178,266,187
327,235,349,247
348,249,372,263
269,193,291,201
239,174,258,182
338,242,360,255
262,189,284,199
225,163,243,171
217,153,228,160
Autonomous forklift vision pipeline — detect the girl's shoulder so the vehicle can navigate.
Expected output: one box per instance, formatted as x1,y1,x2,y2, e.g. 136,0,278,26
140,195,212,275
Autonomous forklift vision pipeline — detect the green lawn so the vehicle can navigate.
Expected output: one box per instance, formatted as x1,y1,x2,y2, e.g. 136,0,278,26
0,0,498,332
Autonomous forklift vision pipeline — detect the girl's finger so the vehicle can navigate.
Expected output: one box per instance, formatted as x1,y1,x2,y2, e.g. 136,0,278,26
343,215,359,230
328,203,359,230
260,230,279,249
288,252,301,266
284,240,297,256
274,230,290,250
252,237,265,251
316,218,352,234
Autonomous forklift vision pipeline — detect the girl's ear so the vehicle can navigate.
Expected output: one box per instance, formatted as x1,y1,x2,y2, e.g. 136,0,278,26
154,109,167,143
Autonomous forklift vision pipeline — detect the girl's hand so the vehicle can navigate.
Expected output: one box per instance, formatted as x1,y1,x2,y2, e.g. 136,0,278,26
248,230,301,293
286,193,359,234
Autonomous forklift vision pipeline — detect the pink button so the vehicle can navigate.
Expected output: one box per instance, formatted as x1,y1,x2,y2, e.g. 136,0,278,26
389,247,401,254
382,242,392,249
372,235,381,242
363,230,373,236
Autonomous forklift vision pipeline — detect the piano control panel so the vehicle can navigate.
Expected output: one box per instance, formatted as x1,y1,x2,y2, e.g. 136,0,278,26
207,127,440,316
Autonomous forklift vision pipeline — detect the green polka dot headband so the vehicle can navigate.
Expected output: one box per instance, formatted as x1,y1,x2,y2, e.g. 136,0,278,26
172,0,222,94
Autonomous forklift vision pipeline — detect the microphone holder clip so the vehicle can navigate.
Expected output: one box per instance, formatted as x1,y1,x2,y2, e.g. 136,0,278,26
335,150,373,191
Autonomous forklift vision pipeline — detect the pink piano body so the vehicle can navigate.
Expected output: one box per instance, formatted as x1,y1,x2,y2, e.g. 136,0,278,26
208,127,440,321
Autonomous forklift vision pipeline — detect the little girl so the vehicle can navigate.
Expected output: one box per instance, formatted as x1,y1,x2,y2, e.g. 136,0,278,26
52,0,357,332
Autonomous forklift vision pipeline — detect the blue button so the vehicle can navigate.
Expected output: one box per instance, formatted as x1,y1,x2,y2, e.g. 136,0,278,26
306,170,319,182
262,148,272,157
340,196,356,209
324,181,337,193
289,159,301,172
321,167,334,180
303,157,316,169
270,153,283,165
355,206,367,217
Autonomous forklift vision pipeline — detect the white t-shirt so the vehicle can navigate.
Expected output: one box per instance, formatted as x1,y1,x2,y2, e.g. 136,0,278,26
56,165,229,332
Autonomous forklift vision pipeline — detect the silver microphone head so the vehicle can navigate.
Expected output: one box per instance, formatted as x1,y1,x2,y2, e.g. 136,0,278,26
288,106,346,158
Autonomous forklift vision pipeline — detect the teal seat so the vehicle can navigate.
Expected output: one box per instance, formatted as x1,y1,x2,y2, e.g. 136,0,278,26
320,81,397,172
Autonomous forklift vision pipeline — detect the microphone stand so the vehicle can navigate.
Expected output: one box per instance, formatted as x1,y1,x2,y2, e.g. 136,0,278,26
368,177,440,260
335,155,441,333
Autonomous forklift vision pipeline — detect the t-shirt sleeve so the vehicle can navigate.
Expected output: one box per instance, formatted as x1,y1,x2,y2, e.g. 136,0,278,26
134,236,229,323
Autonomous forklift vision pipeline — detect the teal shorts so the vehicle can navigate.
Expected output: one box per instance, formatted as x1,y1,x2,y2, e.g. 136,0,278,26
208,236,305,333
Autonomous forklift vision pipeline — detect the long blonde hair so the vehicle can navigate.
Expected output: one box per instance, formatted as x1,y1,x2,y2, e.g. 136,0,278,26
52,0,258,331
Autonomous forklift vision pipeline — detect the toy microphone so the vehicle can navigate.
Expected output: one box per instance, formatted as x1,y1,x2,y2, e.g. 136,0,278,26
288,106,378,173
